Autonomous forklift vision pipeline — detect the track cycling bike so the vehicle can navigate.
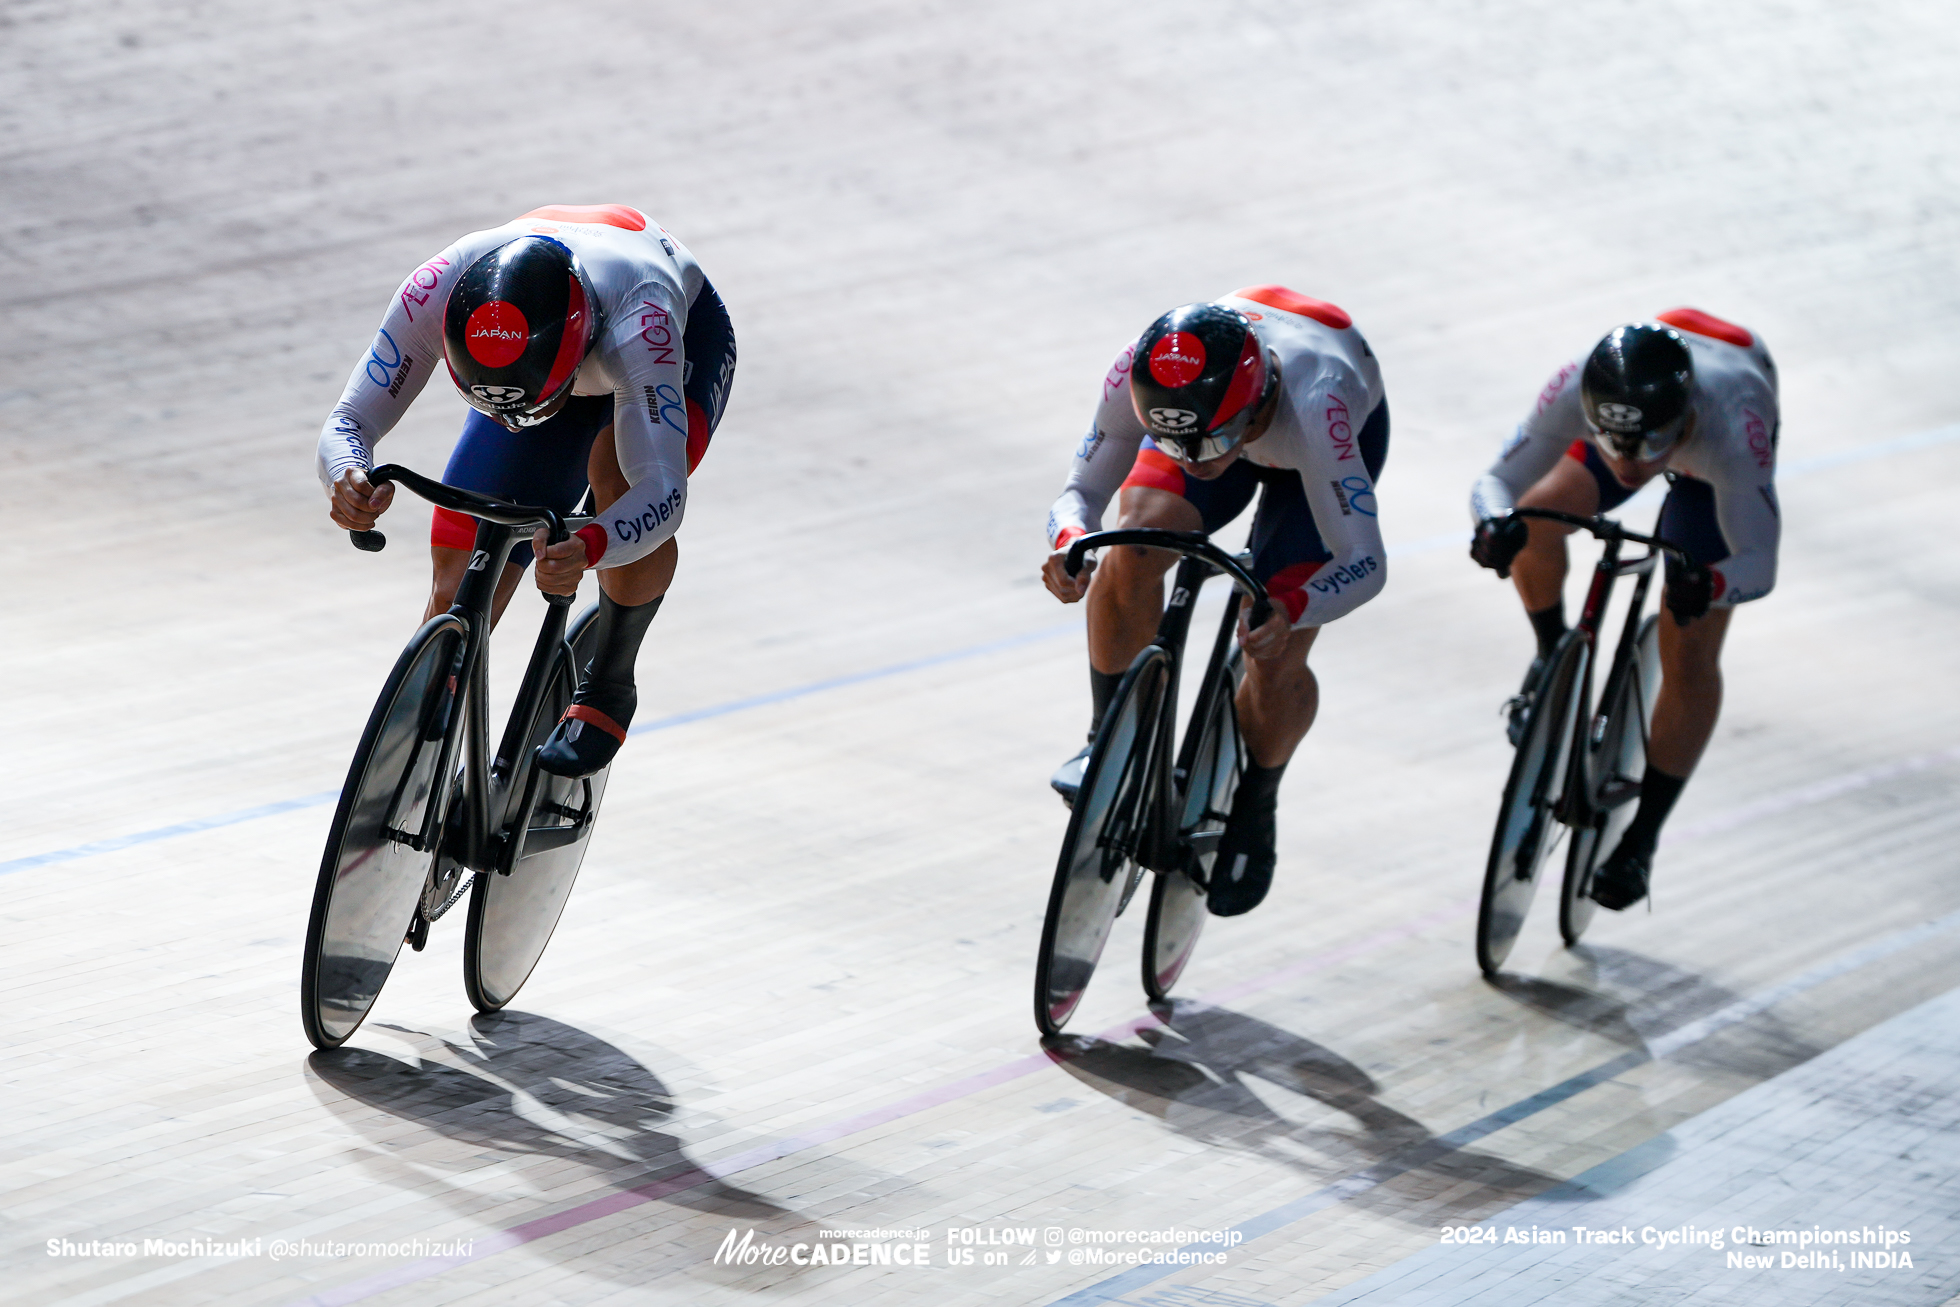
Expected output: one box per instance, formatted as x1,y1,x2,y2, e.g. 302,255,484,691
301,465,613,1049
1476,507,1688,976
1033,529,1274,1036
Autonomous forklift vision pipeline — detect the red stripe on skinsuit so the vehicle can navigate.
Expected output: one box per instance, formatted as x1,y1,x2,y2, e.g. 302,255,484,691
1263,560,1325,624
1120,446,1187,496
430,506,478,551
1656,307,1752,348
518,204,648,231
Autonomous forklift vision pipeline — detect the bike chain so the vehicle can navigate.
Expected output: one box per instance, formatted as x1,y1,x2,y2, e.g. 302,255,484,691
424,868,475,923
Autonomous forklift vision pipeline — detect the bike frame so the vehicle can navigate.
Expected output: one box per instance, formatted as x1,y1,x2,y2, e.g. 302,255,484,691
1510,507,1683,830
355,464,589,878
1064,530,1272,880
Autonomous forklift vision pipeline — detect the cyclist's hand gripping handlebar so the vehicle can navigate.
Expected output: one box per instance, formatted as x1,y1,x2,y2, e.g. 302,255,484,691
1063,529,1275,632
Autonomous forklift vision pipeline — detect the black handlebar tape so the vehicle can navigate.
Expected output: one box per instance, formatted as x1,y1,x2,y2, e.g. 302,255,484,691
1247,595,1275,631
349,529,386,552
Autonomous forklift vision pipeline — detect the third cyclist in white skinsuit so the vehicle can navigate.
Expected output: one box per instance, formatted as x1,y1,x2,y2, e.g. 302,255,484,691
1042,288,1389,916
1469,308,1780,911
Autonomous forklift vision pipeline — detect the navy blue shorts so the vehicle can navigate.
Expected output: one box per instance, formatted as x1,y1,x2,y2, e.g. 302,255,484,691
1120,400,1388,619
432,279,737,566
1570,440,1729,585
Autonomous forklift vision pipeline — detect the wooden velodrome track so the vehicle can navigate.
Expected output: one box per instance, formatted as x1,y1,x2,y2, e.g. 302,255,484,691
5,2,1960,1304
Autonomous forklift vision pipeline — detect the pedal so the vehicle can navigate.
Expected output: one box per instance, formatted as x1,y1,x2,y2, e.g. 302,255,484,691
1503,693,1533,747
405,913,430,952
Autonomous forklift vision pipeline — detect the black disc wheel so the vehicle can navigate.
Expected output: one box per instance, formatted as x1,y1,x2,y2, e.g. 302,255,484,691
1143,650,1243,1003
463,605,612,1013
1035,647,1169,1036
1476,631,1587,977
1560,614,1660,945
302,616,469,1049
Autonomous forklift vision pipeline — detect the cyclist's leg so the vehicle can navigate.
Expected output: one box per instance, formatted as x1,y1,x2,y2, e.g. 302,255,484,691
1089,441,1258,691
1511,441,1616,652
1595,474,1733,908
1208,470,1324,916
1628,480,1732,832
540,296,737,777
1047,444,1256,801
424,400,611,624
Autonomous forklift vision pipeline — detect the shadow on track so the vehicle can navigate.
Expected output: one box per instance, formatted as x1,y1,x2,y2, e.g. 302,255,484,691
1490,944,1824,1078
1044,1001,1563,1224
304,1010,822,1281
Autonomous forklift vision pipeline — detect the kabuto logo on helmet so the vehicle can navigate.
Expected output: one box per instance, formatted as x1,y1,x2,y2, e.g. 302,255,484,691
470,383,528,406
1147,408,1200,430
465,301,530,368
1148,333,1207,388
1593,401,1644,432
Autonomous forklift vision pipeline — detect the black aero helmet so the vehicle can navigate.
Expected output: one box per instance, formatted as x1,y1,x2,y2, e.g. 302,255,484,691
443,236,596,429
1130,303,1275,461
1581,323,1694,461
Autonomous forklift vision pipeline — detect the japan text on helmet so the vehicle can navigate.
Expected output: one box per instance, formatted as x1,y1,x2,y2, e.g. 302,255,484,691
443,236,596,429
1581,323,1694,461
1130,303,1275,462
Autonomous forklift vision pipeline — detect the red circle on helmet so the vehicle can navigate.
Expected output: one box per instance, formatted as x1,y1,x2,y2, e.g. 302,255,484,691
1149,333,1207,388
465,301,530,368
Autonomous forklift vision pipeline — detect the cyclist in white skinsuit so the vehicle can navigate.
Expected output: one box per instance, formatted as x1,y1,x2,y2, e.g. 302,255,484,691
1469,308,1780,910
319,204,738,778
1042,288,1390,916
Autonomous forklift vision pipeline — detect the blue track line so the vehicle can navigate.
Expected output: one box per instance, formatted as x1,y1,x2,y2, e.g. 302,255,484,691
6,423,1955,878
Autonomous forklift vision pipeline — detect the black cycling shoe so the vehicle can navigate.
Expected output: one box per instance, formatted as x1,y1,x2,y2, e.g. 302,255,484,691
536,679,636,778
1589,838,1653,911
1208,794,1277,917
1050,742,1093,808
1504,654,1549,748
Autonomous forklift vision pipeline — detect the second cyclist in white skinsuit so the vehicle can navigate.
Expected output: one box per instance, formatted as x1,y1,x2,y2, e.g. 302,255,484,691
1041,287,1390,916
1468,308,1780,910
319,204,738,778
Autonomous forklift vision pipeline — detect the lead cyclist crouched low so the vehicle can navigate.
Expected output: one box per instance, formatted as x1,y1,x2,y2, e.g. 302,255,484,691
317,204,736,776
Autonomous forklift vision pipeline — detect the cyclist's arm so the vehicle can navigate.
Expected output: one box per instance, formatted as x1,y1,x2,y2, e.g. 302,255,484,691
1273,389,1387,627
1700,403,1781,605
315,241,474,489
1046,341,1145,549
1468,359,1584,523
577,284,692,569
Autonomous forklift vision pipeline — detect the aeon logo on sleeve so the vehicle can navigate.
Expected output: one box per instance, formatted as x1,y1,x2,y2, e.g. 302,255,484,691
1149,333,1206,387
465,301,530,367
1147,408,1199,430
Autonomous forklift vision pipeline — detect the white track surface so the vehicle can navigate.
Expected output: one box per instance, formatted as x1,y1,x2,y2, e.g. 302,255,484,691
5,4,1960,1305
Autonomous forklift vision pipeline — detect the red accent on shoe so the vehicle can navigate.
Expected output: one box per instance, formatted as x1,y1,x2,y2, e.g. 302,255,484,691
561,703,628,743
574,524,607,568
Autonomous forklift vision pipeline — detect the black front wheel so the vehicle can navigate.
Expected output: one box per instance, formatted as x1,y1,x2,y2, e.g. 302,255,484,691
1477,631,1587,977
302,616,468,1048
1034,647,1168,1036
1143,649,1243,1003
1560,614,1660,945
